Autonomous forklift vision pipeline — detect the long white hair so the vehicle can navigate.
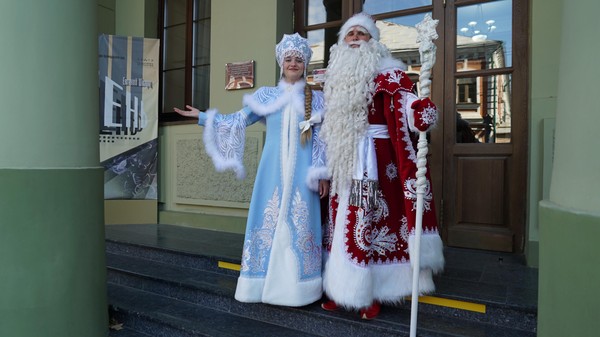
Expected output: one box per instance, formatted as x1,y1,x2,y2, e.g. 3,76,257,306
321,39,390,193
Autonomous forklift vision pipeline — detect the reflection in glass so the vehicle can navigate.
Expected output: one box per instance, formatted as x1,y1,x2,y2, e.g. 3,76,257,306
307,0,337,25
194,19,210,65
307,29,324,76
363,0,431,15
164,25,186,69
163,69,185,113
306,27,339,78
193,1,210,111
375,14,433,96
455,74,512,143
193,65,210,111
377,14,430,66
166,0,186,26
456,0,512,68
194,0,210,20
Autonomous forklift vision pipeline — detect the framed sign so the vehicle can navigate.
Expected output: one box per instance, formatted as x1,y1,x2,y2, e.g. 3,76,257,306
225,60,255,90
312,68,326,84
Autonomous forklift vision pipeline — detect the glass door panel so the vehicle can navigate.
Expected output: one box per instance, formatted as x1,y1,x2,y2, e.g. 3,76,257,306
363,0,432,14
378,13,435,95
456,0,512,70
455,74,512,143
307,0,340,25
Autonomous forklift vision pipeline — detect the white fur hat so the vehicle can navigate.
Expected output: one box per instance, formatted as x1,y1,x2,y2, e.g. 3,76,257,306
338,12,380,43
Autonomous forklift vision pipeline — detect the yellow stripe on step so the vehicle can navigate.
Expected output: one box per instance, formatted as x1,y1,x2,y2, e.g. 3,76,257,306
217,261,486,314
218,261,241,271
408,296,486,313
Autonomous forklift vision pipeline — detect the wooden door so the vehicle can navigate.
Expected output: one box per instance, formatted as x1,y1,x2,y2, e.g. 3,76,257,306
295,0,530,253
435,0,529,252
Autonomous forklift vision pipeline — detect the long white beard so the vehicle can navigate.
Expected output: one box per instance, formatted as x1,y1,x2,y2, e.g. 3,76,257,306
322,40,390,193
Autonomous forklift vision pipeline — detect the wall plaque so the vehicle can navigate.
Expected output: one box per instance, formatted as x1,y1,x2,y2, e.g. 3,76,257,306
225,60,255,90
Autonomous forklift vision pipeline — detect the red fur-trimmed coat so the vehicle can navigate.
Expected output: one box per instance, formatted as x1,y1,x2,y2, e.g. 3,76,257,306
322,67,444,309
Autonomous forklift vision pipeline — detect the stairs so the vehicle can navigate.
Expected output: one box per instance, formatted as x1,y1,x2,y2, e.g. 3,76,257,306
106,224,537,337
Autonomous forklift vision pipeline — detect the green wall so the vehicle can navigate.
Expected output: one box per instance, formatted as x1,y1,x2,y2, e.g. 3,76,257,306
0,170,106,337
0,0,107,336
158,0,295,233
98,0,115,35
210,0,293,112
527,0,563,267
538,202,600,336
537,0,600,335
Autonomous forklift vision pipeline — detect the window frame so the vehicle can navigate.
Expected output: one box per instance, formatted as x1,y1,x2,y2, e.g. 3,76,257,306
158,0,210,123
294,1,433,73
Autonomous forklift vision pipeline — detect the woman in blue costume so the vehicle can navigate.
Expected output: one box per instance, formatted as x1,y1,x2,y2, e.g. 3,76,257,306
174,34,329,307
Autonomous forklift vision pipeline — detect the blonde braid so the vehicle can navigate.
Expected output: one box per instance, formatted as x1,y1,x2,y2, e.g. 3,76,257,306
300,84,313,147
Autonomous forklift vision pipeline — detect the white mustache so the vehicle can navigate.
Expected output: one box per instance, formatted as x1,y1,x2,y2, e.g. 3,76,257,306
348,41,366,47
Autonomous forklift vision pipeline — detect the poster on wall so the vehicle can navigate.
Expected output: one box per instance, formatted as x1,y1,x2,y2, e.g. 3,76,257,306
98,34,160,200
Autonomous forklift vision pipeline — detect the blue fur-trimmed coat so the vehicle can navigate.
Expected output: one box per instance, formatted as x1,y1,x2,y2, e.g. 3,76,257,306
197,80,327,306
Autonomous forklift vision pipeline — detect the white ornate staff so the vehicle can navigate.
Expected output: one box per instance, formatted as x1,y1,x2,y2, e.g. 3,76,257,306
410,13,439,337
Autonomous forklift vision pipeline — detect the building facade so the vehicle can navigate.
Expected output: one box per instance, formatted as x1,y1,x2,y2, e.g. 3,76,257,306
1,0,598,336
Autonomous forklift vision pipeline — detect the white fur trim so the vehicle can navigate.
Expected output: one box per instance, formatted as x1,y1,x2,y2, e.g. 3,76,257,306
322,190,373,309
371,263,436,304
235,276,322,306
338,12,380,43
242,80,305,118
322,191,438,309
405,93,420,133
203,109,246,179
408,233,445,273
306,166,329,191
236,212,323,306
378,55,407,72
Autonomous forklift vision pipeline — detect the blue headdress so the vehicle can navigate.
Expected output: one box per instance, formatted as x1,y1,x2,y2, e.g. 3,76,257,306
275,33,312,78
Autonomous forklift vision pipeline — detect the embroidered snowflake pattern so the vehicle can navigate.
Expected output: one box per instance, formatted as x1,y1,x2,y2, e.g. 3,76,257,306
352,198,396,260
291,189,321,278
240,187,280,275
209,111,248,175
399,216,410,254
404,178,433,212
385,162,398,181
371,190,389,223
417,105,438,126
353,208,371,253
311,127,326,168
323,197,336,250
386,70,404,84
369,226,398,256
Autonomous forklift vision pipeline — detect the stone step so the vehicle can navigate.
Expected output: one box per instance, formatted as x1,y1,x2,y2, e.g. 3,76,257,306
105,238,239,277
109,327,154,337
106,250,536,336
106,235,537,320
108,284,319,337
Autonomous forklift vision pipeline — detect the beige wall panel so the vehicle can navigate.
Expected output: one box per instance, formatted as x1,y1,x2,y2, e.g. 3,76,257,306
173,129,263,209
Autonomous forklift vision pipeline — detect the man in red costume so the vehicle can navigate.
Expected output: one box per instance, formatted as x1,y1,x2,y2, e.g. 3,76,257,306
320,12,444,320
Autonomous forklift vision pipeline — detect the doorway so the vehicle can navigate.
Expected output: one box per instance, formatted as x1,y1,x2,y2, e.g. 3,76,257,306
295,0,529,252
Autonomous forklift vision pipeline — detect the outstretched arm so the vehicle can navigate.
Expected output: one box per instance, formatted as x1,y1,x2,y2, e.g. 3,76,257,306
173,105,200,118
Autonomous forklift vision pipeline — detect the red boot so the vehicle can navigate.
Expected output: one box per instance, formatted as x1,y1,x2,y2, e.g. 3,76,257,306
321,300,340,311
360,302,380,320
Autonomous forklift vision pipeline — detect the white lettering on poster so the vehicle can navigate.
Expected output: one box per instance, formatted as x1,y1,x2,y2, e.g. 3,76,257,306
102,75,148,135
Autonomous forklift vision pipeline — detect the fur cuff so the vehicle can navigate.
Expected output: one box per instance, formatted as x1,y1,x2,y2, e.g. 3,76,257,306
306,166,329,191
203,109,246,179
408,232,445,273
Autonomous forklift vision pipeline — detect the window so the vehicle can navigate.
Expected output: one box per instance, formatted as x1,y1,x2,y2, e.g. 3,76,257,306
455,0,513,144
295,1,433,86
159,0,211,122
